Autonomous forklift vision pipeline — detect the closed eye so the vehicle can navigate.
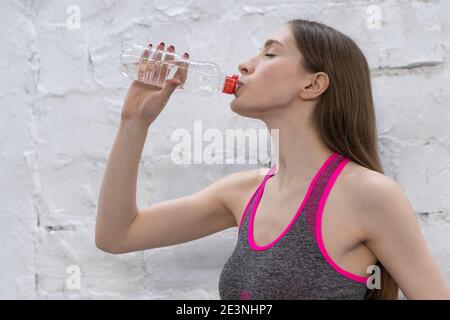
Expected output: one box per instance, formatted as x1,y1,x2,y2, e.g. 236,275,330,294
264,54,276,58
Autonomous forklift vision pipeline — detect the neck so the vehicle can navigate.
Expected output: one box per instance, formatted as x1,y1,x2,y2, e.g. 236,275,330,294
263,103,334,191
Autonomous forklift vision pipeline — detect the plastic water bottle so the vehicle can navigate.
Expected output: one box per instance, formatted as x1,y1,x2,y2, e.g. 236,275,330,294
119,42,241,97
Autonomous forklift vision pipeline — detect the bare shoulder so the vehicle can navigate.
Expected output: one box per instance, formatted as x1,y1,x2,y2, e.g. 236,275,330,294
342,161,406,209
341,160,415,238
214,168,268,227
341,165,450,299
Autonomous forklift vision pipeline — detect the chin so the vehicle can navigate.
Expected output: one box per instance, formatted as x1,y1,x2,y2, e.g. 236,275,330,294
229,99,260,119
230,98,246,114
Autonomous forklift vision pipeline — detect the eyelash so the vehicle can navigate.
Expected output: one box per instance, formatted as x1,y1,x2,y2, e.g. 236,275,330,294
264,54,276,58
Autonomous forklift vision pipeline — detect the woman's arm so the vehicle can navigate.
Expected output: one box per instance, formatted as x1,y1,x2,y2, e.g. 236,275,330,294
96,43,193,253
95,111,259,254
95,114,240,254
95,116,251,254
95,118,149,252
95,42,256,254
359,173,450,299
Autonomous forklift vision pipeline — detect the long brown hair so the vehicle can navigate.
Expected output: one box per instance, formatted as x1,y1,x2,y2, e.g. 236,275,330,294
287,19,399,300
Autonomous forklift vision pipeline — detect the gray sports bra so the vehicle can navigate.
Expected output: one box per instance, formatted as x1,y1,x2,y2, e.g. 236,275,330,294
219,152,371,299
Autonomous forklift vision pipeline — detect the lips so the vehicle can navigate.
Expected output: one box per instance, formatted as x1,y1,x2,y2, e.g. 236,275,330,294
235,80,245,94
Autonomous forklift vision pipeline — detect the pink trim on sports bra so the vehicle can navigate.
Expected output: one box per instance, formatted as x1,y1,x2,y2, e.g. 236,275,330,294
315,157,370,283
248,152,339,251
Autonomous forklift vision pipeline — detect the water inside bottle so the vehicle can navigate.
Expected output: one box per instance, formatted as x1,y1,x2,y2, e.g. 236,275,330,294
119,42,230,96
119,43,189,88
120,60,182,87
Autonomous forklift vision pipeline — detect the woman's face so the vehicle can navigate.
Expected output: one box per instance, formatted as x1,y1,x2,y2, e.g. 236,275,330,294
231,24,308,117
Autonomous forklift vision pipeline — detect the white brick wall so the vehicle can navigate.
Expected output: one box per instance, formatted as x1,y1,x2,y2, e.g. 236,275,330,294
0,0,449,299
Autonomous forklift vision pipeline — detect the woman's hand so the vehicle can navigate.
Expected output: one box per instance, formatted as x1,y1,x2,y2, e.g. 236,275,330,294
120,42,189,128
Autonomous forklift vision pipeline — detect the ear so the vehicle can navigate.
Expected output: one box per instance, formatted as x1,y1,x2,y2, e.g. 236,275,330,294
299,72,329,100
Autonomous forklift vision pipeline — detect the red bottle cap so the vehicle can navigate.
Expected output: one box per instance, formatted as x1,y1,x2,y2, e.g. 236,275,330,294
222,74,239,94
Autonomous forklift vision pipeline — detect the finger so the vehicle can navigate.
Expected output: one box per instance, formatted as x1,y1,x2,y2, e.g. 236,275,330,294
160,47,186,98
160,77,182,102
150,42,165,86
176,52,189,89
137,45,150,82
158,44,175,88
143,43,155,84
137,43,161,90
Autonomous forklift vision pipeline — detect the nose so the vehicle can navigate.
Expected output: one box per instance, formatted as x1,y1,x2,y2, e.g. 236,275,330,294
238,62,254,76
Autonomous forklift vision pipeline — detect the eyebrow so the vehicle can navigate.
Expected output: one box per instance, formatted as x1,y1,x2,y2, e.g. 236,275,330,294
260,39,285,51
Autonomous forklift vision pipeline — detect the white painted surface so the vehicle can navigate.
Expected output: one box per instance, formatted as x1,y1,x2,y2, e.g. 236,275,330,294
0,0,449,299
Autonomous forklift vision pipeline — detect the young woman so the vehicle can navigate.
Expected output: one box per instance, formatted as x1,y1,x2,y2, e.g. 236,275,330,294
95,19,450,300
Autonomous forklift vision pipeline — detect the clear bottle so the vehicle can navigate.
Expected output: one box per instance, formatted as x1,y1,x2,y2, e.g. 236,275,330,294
119,42,240,97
